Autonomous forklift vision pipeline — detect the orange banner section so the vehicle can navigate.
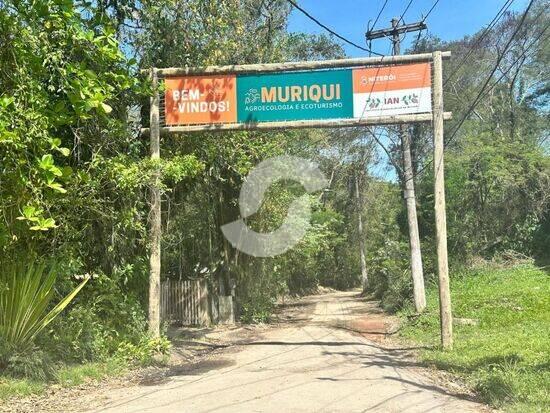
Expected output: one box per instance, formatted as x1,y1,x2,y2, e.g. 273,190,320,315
165,75,237,125
352,63,431,94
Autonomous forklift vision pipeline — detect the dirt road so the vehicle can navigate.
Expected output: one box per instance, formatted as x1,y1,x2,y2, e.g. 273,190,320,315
87,292,485,413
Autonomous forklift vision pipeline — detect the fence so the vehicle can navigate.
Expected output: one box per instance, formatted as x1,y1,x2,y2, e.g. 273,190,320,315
160,279,210,326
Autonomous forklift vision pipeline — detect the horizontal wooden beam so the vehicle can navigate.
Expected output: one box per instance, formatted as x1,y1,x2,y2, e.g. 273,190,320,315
366,22,427,40
140,112,452,135
142,52,451,77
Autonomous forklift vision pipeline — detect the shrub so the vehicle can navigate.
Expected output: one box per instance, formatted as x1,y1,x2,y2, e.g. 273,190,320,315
46,304,113,362
4,349,55,381
115,336,171,366
240,296,274,324
0,259,88,375
367,240,412,312
47,272,149,363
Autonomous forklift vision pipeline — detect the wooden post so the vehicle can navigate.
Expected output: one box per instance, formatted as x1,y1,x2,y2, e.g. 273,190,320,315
148,68,161,337
141,112,452,135
199,279,210,326
432,51,453,350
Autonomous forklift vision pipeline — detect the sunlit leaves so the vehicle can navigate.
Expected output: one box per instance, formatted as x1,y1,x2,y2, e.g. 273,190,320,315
16,206,58,231
0,0,138,241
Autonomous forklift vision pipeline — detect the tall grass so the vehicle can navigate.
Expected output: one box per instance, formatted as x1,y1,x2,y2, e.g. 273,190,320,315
399,264,549,412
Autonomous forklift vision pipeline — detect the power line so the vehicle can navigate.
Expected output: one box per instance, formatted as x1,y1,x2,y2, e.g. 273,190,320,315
446,0,536,145
422,0,441,22
444,0,516,85
483,26,548,100
447,23,547,147
410,0,441,52
393,0,415,51
412,28,425,51
285,0,385,56
411,4,544,181
397,0,415,25
375,0,539,182
405,0,441,52
371,0,389,31
399,0,441,52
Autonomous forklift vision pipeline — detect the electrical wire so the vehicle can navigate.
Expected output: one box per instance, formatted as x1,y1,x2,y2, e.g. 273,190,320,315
443,0,516,85
412,0,444,52
397,0,414,25
371,0,389,31
285,0,385,56
422,0,441,22
412,28,424,51
410,0,543,181
483,26,548,102
445,0,536,145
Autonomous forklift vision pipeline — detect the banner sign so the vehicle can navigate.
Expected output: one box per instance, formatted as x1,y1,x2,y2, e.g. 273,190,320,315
164,63,431,127
236,69,354,123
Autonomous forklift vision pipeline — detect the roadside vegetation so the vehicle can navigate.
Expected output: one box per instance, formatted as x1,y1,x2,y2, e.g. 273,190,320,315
0,0,548,409
399,262,549,412
0,358,126,401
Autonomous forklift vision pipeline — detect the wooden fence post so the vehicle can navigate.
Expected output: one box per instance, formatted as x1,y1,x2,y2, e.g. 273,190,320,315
200,279,210,326
432,51,453,350
148,68,161,338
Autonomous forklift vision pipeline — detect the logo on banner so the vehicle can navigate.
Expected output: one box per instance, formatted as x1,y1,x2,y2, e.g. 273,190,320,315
352,63,432,117
236,70,354,123
244,89,261,104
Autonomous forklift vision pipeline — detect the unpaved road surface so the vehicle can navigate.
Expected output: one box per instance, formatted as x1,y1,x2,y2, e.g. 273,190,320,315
88,292,486,413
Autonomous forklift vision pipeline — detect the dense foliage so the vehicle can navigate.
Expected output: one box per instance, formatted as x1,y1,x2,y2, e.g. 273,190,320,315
369,2,550,309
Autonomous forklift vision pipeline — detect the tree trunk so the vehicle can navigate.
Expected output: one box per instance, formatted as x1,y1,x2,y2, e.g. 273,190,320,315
354,174,368,293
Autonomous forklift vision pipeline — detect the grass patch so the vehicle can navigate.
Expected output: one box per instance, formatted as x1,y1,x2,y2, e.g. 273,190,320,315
399,264,549,413
0,377,45,400
0,358,127,401
56,358,126,387
0,336,168,402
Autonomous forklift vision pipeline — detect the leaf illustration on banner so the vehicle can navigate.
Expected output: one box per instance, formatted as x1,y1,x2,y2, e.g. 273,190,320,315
403,93,420,106
245,89,261,104
366,97,381,109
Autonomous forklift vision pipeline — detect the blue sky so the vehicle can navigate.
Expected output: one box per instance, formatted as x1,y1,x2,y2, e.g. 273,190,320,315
287,0,527,57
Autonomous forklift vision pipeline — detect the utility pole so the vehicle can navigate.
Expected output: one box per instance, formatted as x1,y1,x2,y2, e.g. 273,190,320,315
366,19,427,313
